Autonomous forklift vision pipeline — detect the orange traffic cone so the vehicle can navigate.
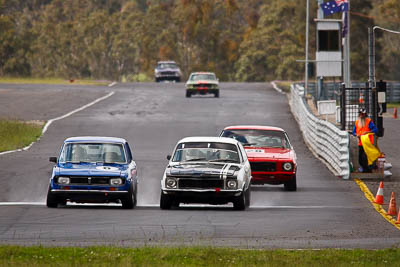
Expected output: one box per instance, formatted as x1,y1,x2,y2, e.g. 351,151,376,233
374,181,385,205
394,108,398,119
387,192,397,216
395,208,400,224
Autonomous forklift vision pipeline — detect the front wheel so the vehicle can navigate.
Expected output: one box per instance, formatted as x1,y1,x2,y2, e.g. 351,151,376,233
284,175,297,191
46,186,58,208
122,184,137,209
245,186,251,207
186,91,191,98
233,191,246,210
160,192,172,210
214,91,219,98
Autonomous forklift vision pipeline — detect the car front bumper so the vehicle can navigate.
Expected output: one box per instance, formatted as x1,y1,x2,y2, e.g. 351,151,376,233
162,189,242,204
186,88,218,95
251,172,295,185
51,189,129,203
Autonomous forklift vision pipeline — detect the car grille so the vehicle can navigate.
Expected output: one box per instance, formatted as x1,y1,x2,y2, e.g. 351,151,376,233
250,162,276,172
194,84,212,89
57,176,123,185
160,71,176,76
178,179,224,189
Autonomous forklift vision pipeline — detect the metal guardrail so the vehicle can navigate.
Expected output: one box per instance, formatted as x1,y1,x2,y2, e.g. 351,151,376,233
290,84,350,179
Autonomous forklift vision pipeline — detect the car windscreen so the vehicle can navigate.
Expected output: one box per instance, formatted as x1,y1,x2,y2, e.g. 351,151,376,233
221,129,290,149
59,143,126,163
190,74,216,81
157,63,177,69
172,142,239,163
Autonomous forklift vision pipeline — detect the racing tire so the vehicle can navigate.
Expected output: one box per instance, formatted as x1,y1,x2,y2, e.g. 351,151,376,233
46,186,59,208
160,192,173,210
233,191,246,211
176,78,181,82
122,184,137,209
245,186,251,207
284,175,297,191
186,91,191,98
214,91,219,98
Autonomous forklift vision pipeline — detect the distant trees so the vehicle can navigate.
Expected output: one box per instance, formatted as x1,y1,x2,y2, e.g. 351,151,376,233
0,0,399,81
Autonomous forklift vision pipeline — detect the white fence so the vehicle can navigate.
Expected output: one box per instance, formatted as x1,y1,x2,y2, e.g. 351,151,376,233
290,84,350,179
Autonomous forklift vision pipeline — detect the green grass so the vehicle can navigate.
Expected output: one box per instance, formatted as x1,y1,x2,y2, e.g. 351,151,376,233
0,246,400,266
274,81,292,93
0,77,109,86
0,119,43,152
387,102,400,108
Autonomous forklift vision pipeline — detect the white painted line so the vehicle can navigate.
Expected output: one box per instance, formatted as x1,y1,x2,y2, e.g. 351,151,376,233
108,82,117,87
271,81,284,94
0,91,115,156
0,202,355,209
0,202,45,206
249,205,353,209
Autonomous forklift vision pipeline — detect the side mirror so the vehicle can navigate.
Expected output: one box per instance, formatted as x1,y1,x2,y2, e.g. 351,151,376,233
49,157,57,163
166,155,171,160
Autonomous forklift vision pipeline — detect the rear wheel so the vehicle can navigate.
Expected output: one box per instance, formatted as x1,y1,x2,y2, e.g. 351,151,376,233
46,186,58,208
160,192,172,210
122,184,137,209
284,175,297,191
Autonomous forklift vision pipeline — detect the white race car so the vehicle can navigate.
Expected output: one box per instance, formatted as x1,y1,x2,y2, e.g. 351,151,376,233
160,137,251,210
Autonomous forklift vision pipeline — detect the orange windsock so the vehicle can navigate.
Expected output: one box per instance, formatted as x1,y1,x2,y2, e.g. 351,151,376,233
374,181,384,205
387,192,397,216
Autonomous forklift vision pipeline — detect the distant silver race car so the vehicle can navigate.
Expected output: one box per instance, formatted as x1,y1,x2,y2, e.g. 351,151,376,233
185,72,219,98
154,60,182,82
160,137,251,210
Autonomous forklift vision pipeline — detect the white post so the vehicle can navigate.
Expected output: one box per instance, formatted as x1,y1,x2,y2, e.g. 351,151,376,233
305,0,310,97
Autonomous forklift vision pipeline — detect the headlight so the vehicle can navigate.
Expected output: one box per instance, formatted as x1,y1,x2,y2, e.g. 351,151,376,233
110,178,123,186
166,177,177,189
226,180,237,189
283,162,293,171
58,177,70,184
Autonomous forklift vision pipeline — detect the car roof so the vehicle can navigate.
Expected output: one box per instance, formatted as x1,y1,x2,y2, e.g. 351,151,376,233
223,125,285,132
157,61,176,64
189,72,215,75
177,136,240,145
64,136,127,144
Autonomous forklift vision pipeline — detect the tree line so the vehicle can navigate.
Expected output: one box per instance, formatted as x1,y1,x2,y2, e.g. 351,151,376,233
0,0,399,82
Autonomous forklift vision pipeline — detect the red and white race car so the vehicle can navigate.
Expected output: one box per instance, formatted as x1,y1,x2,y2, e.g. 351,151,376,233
220,125,297,191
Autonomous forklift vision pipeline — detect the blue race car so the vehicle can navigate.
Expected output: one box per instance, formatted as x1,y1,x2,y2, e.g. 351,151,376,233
47,136,138,209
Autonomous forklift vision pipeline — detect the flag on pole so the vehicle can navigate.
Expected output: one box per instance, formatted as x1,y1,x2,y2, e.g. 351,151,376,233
342,10,348,45
321,0,349,16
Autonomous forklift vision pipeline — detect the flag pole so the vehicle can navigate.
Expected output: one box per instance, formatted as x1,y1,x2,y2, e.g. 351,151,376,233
344,0,351,87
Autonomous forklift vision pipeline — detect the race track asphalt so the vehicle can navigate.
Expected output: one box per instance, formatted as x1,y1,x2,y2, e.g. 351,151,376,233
0,82,399,248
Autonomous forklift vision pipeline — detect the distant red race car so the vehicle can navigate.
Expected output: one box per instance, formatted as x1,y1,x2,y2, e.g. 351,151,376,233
220,125,297,191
